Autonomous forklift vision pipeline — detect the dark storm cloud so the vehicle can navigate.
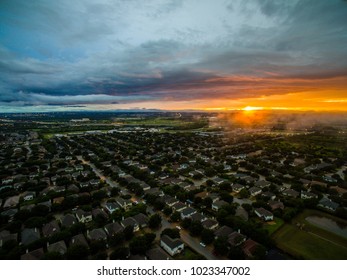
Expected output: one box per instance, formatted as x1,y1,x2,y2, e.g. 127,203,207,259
0,0,346,109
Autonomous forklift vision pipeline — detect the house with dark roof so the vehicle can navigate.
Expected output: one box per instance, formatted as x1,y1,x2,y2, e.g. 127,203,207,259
42,220,60,237
268,200,284,211
21,248,44,260
214,225,234,239
171,202,187,212
70,233,89,247
115,197,132,210
283,189,299,198
146,246,172,260
202,219,219,230
190,212,207,223
318,198,339,212
249,187,262,196
228,231,246,247
242,239,261,259
232,183,245,193
87,228,107,241
255,180,271,189
180,207,197,219
21,228,40,245
160,235,184,256
212,200,228,211
61,213,77,228
301,191,318,200
47,240,67,255
254,208,274,221
104,222,123,236
132,213,148,229
0,230,17,247
105,202,120,214
121,217,139,232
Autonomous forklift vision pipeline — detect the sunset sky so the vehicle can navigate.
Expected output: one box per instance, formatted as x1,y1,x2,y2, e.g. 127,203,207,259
1,0,347,112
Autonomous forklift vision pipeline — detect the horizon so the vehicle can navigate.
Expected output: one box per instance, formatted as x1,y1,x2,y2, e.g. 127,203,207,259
1,0,347,112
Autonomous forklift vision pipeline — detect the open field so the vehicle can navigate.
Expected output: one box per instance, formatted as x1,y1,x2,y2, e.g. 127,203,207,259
263,217,284,235
273,209,347,259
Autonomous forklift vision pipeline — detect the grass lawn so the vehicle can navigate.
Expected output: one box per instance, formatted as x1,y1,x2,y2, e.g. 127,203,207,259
263,217,284,235
175,248,206,260
273,209,347,259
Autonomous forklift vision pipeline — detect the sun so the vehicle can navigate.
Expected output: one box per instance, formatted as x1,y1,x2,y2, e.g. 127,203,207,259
242,106,264,111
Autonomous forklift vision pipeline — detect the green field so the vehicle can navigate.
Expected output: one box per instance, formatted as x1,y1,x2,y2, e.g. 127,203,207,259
263,217,284,235
273,209,347,259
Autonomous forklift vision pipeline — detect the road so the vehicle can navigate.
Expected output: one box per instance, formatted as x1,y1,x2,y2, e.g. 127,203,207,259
77,156,130,195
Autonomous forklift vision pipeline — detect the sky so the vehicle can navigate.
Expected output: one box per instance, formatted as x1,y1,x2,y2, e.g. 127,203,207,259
0,0,347,112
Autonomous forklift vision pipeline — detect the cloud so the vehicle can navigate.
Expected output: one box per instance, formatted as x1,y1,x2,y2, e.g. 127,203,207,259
0,0,346,110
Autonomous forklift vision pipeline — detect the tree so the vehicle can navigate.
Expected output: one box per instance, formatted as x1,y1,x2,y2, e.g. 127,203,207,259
213,237,229,256
66,244,89,260
239,189,250,199
201,229,214,245
189,221,203,237
129,233,155,255
148,214,162,229
110,247,129,260
170,211,181,222
228,246,246,260
123,225,134,240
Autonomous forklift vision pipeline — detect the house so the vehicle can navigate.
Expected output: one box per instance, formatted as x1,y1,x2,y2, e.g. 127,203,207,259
201,219,219,230
47,240,67,255
190,212,207,223
21,228,40,245
171,202,187,212
212,177,227,186
215,225,234,239
212,200,228,211
262,191,276,200
104,222,123,236
282,189,299,198
121,217,139,232
180,207,197,219
87,228,107,241
254,208,274,221
132,213,148,228
92,208,109,220
255,180,271,189
318,198,339,212
115,197,132,210
21,248,45,260
70,233,89,247
268,200,284,211
242,239,261,259
0,230,17,247
42,220,60,237
146,246,171,260
301,191,318,200
3,195,20,208
232,183,245,193
104,202,120,214
75,209,92,223
162,196,178,207
228,231,246,247
144,187,164,197
160,235,184,256
249,187,262,196
61,213,77,228
22,191,35,201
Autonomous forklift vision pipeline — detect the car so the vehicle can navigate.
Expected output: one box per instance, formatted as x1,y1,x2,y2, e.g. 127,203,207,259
176,226,182,230
199,242,206,247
